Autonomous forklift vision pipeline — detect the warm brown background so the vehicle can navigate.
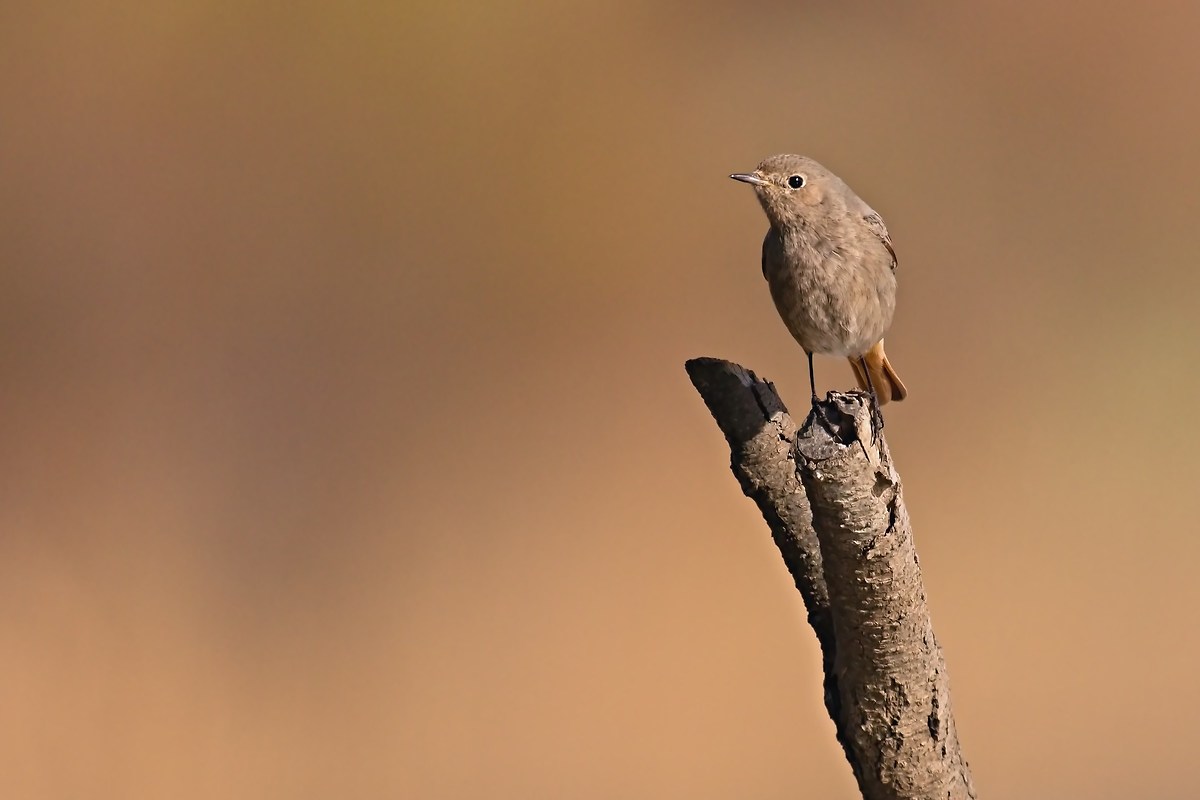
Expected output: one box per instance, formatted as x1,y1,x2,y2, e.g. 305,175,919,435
2,2,1198,798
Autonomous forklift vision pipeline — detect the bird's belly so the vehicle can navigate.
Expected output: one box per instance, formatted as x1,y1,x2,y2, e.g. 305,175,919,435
769,272,892,357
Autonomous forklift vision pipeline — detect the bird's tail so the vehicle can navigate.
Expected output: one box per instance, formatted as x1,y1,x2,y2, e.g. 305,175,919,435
849,340,908,405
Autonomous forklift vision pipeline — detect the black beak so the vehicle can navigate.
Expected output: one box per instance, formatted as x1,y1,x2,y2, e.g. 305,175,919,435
729,172,769,186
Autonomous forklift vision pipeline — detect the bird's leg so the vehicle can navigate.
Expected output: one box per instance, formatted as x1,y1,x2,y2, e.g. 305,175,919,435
807,351,819,406
806,351,837,434
858,355,885,441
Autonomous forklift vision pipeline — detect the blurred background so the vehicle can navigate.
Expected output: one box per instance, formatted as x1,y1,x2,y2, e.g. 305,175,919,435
2,2,1198,797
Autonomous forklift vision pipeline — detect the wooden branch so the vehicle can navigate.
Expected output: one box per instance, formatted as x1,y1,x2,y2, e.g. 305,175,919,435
686,357,975,800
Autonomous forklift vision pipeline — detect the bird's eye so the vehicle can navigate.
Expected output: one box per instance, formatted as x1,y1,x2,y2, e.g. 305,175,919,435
787,175,806,189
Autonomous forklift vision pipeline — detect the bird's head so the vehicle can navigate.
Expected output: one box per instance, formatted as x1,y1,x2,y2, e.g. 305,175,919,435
730,154,842,229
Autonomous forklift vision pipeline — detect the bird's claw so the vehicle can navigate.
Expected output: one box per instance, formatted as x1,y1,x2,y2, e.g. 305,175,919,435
868,396,885,444
809,394,837,434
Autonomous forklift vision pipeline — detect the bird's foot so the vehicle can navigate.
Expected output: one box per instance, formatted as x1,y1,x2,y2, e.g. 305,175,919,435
867,393,885,445
808,393,839,435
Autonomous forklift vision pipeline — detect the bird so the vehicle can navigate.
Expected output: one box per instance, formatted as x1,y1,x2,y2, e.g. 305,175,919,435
730,154,907,423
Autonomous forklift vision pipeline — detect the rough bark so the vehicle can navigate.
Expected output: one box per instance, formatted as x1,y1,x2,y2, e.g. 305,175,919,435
685,357,975,800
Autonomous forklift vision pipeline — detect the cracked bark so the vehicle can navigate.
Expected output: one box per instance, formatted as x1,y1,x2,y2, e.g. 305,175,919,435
685,357,975,800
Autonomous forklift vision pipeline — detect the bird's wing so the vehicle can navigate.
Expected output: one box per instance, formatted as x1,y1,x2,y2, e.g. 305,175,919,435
760,228,779,280
863,211,897,271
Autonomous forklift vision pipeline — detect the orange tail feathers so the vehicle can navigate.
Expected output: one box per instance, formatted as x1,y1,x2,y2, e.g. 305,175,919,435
849,340,908,405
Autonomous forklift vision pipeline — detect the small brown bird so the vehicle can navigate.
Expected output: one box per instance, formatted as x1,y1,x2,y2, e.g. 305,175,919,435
730,154,907,414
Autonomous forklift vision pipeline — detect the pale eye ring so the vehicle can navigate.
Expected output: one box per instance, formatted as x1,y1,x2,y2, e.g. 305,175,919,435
787,175,806,189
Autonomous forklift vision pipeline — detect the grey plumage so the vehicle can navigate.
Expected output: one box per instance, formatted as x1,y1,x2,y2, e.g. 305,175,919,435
731,154,907,404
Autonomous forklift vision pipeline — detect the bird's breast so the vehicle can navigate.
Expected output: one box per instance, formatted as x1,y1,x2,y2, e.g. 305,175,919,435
763,231,895,357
